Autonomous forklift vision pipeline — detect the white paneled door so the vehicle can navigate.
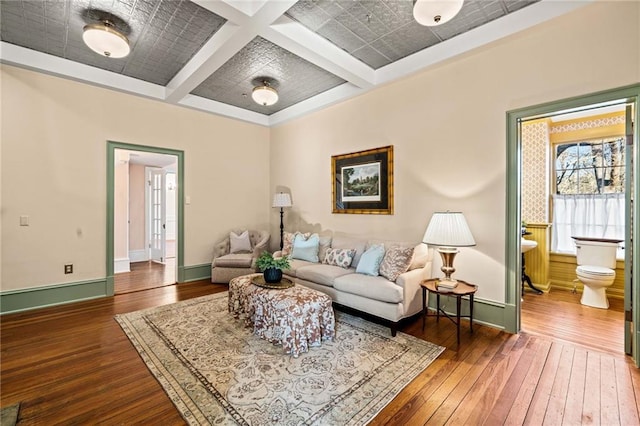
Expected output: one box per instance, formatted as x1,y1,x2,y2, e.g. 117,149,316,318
147,167,166,264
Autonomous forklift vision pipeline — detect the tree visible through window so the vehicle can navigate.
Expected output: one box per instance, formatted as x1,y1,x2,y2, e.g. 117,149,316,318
555,137,626,194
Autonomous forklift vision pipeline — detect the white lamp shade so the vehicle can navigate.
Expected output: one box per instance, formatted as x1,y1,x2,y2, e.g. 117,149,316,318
83,23,130,58
252,85,279,106
423,211,476,247
272,192,292,208
413,0,464,26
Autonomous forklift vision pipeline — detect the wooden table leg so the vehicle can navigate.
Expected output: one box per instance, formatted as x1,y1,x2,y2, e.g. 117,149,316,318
422,287,426,331
470,294,474,334
436,294,441,322
456,295,462,345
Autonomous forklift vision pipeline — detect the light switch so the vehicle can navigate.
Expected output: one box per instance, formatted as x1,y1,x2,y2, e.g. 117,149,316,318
185,196,191,205
20,215,29,226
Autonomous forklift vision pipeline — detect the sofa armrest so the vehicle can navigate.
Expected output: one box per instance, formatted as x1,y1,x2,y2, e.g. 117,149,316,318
251,231,270,258
212,238,230,263
272,250,283,258
395,261,432,317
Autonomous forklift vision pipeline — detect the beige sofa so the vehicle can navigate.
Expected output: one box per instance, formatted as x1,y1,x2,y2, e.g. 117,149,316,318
211,230,270,283
275,232,433,336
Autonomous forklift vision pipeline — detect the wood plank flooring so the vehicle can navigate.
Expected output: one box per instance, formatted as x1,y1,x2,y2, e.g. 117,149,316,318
114,259,176,294
1,282,638,425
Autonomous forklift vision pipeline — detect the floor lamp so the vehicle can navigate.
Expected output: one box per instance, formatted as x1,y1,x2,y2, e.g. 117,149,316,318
273,192,292,250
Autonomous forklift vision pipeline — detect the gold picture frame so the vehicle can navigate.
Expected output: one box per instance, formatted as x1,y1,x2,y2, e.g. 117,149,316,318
331,145,394,215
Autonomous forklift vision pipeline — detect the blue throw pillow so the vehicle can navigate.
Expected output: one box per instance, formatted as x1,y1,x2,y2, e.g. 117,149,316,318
356,244,386,276
291,233,320,263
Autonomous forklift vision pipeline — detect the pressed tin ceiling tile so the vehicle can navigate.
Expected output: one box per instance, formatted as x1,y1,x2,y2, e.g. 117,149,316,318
285,0,540,69
0,0,226,85
191,36,346,115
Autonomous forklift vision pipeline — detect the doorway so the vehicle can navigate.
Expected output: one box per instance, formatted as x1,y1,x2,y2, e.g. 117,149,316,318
106,141,185,296
505,84,640,366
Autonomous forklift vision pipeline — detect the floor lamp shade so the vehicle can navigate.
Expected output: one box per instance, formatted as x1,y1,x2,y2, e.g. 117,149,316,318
273,192,292,250
423,211,475,287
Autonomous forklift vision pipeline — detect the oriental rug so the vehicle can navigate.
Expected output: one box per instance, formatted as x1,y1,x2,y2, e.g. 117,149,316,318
116,291,444,425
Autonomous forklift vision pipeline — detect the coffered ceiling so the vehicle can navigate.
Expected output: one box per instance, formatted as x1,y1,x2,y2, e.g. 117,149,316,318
0,0,590,126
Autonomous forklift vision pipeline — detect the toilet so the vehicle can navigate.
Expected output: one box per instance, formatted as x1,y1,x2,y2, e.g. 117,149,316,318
573,237,621,309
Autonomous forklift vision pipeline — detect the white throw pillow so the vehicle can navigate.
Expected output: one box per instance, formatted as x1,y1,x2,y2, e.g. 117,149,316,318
230,230,252,254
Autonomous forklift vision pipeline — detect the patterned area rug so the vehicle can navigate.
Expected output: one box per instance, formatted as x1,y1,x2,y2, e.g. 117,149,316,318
116,292,444,425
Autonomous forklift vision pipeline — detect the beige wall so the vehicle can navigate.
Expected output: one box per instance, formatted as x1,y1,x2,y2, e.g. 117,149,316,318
1,65,270,291
129,163,146,252
114,150,129,261
270,1,640,303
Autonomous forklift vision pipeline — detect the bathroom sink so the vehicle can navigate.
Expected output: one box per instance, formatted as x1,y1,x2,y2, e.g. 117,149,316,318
521,239,538,253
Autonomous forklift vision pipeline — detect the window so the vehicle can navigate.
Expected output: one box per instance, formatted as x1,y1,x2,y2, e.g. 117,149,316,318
555,137,625,194
552,137,626,255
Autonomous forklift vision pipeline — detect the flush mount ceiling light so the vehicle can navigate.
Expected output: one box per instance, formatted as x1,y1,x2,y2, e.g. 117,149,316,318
413,0,464,26
82,20,130,58
252,81,278,106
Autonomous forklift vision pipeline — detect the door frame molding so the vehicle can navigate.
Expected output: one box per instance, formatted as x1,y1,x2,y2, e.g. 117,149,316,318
505,83,640,365
106,141,185,294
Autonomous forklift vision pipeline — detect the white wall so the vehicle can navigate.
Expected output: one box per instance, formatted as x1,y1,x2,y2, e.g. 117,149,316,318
270,1,640,304
1,65,270,291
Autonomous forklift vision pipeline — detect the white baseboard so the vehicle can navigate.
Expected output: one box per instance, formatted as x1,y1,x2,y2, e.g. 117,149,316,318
129,249,148,262
114,258,130,274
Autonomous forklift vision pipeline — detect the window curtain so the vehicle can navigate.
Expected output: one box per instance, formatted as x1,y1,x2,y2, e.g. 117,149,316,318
551,193,625,254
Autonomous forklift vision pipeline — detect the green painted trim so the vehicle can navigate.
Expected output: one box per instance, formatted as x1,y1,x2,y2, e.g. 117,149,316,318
106,141,186,294
427,296,505,330
506,84,640,366
182,263,212,283
0,279,109,314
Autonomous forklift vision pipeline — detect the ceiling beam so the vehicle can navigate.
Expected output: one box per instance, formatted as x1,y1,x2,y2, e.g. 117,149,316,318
0,42,165,100
263,16,375,90
165,0,298,104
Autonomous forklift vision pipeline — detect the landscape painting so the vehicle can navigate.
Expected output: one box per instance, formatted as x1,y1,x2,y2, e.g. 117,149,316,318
342,162,381,202
332,145,393,215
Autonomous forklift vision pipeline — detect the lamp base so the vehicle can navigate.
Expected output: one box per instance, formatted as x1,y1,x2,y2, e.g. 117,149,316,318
437,278,458,289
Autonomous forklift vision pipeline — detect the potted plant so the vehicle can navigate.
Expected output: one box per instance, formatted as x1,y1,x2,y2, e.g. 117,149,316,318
255,252,291,283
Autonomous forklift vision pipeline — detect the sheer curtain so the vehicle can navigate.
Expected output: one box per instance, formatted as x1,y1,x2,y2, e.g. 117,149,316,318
551,193,625,255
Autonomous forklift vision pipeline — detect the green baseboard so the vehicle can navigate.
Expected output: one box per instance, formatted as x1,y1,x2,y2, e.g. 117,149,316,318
0,278,109,315
182,263,212,282
427,295,506,331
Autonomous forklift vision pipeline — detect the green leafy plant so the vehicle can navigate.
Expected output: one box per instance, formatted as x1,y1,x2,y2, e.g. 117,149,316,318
255,251,291,271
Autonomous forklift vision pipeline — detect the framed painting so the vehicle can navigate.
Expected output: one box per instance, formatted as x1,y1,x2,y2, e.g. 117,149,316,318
332,145,394,214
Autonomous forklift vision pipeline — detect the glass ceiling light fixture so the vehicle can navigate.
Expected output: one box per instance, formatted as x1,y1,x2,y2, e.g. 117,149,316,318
413,0,464,26
252,81,278,106
83,20,130,58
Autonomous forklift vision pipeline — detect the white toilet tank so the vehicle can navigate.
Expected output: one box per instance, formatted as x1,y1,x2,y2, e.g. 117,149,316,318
573,237,620,269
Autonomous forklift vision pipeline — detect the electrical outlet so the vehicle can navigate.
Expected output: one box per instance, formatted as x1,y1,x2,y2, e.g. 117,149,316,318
64,264,73,274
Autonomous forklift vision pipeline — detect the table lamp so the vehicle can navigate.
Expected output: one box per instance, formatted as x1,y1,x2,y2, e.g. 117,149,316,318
423,211,476,288
273,192,292,250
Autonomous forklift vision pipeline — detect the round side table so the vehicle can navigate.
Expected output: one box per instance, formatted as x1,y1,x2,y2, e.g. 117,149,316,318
421,278,478,345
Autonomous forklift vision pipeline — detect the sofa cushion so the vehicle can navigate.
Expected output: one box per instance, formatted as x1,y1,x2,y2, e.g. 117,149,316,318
291,233,320,262
333,274,403,304
213,253,253,268
409,243,429,270
356,244,385,276
282,232,311,257
296,264,354,287
284,258,316,277
331,235,367,267
379,246,414,281
323,248,356,268
230,230,252,254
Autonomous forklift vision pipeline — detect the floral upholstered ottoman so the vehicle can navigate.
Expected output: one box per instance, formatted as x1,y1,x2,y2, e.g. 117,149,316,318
228,274,335,357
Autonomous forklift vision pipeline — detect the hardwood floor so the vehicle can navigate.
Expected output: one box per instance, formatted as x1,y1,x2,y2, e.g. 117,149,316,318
1,282,638,425
521,288,625,356
114,259,176,294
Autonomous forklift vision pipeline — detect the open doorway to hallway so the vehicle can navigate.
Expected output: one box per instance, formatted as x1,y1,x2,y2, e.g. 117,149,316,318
113,149,178,294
